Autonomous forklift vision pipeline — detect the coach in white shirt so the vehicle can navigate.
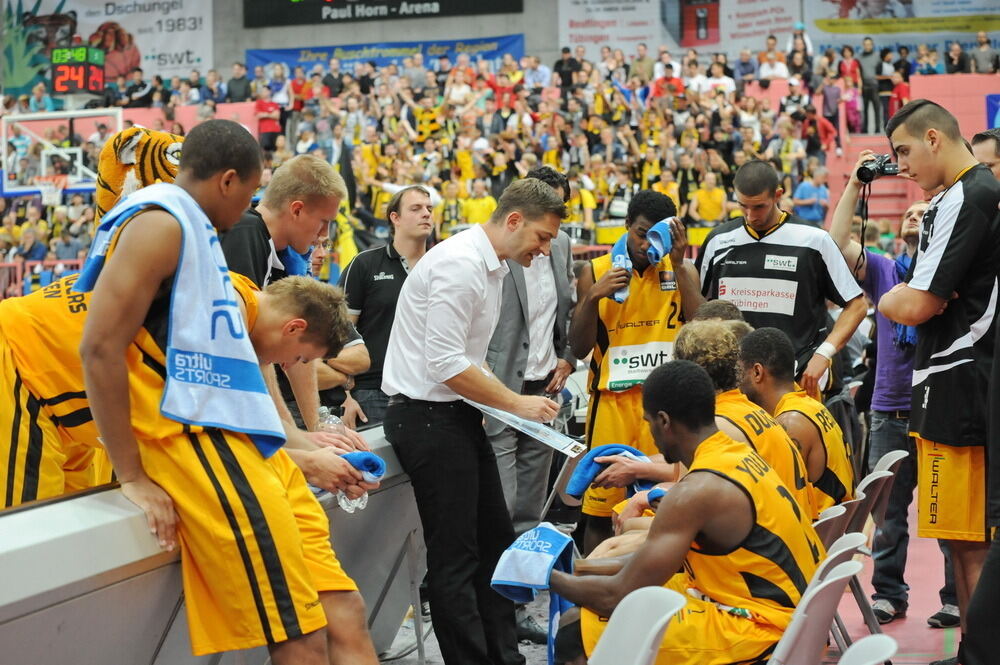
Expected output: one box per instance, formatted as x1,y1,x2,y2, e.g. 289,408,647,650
382,178,566,665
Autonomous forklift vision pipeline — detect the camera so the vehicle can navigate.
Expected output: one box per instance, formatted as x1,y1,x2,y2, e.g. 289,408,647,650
857,154,900,183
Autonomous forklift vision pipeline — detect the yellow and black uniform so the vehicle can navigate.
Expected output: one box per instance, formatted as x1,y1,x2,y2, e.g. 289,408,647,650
715,389,815,518
775,389,855,515
412,106,442,143
636,159,663,191
565,189,596,226
692,185,726,223
581,432,824,664
369,185,393,220
583,252,683,517
435,197,464,239
651,180,680,210
462,195,498,225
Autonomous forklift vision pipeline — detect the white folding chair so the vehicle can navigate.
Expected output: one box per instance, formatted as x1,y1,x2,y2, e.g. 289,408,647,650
588,587,687,665
870,450,909,526
846,472,893,535
813,504,849,549
771,560,863,665
838,634,898,665
804,532,867,654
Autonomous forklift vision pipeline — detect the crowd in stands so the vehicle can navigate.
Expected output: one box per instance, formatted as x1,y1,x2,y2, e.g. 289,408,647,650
1,28,997,276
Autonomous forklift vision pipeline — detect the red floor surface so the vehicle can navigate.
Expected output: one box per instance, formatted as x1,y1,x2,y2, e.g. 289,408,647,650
824,507,958,664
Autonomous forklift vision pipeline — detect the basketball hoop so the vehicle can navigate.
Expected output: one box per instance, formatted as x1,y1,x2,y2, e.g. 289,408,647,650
35,175,68,207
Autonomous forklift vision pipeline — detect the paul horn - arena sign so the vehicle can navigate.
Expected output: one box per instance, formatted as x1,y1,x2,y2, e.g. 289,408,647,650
243,0,524,28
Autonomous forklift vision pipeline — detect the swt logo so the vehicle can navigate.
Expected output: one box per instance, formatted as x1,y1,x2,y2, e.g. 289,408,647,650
612,349,670,370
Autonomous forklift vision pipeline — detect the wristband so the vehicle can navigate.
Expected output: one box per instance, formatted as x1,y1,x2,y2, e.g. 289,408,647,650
814,342,837,361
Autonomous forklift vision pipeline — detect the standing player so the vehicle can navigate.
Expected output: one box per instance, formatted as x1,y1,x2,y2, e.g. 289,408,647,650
696,160,867,399
76,120,376,663
878,100,1000,665
568,190,702,552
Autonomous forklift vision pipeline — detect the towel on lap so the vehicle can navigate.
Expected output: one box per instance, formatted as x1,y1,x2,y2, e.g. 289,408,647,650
566,443,656,499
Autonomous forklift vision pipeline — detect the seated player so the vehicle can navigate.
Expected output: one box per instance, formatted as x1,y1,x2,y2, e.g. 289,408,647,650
550,360,823,665
74,120,377,663
609,320,813,546
740,327,856,515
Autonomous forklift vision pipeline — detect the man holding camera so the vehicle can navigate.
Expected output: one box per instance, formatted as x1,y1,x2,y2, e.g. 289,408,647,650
879,100,1000,665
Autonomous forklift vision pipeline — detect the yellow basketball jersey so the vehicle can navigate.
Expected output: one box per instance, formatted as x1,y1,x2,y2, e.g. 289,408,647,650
0,269,260,446
683,431,824,629
715,389,815,518
588,252,683,393
775,390,856,514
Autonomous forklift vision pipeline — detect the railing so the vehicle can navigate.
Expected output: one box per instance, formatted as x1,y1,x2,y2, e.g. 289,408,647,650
0,260,83,300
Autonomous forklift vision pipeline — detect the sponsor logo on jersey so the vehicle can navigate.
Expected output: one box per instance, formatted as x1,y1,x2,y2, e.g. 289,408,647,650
659,270,677,291
764,254,799,272
373,271,395,281
718,277,798,316
607,341,674,391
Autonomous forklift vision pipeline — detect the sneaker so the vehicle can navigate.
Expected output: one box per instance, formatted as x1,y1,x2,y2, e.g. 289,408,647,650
929,657,959,665
515,611,548,645
927,604,960,628
872,599,906,624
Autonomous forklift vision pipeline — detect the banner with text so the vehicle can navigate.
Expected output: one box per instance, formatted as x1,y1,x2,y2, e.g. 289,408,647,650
804,0,1000,55
661,0,801,59
246,34,525,78
3,0,213,96
558,0,666,56
244,0,523,28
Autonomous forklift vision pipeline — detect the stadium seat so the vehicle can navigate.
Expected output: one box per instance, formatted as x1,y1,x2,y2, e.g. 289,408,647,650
588,586,687,665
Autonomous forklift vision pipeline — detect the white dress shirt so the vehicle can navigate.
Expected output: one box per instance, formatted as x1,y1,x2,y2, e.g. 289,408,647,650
382,224,509,401
522,255,559,381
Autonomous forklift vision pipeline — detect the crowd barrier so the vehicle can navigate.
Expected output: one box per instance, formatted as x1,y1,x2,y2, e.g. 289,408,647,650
0,260,84,301
0,426,426,665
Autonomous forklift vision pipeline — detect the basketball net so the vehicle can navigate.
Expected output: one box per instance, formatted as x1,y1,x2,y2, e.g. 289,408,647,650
35,174,68,207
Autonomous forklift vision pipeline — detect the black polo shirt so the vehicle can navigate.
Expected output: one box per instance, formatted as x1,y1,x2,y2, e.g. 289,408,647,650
219,208,286,288
338,241,410,391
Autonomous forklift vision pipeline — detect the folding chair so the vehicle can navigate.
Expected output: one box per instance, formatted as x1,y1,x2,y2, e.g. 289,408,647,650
771,561,863,665
813,504,849,549
870,450,909,526
838,634,898,665
588,587,687,665
805,532,867,654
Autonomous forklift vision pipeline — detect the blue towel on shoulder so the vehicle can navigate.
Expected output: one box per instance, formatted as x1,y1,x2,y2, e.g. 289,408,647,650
341,451,386,483
645,219,674,265
492,523,575,665
609,233,632,303
566,444,655,499
893,252,918,349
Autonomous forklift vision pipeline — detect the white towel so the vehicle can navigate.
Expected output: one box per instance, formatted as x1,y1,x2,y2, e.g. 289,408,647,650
75,183,286,457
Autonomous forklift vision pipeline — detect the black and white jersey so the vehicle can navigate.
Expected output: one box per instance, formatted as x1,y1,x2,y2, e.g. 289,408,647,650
906,163,1000,448
696,213,863,372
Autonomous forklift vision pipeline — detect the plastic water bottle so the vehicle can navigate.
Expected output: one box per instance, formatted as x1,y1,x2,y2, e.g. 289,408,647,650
318,407,369,513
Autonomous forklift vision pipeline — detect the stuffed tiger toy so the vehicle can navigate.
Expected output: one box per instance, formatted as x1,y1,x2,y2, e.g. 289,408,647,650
95,126,183,221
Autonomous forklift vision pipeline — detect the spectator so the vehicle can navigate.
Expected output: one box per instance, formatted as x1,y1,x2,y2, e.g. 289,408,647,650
758,34,787,64
554,47,582,94
733,49,759,90
971,31,998,73
876,48,896,124
779,77,810,115
688,171,726,225
792,166,829,226
51,229,82,260
888,70,910,119
857,37,881,133
225,62,251,102
631,43,655,83
758,50,790,84
461,179,498,224
12,227,46,262
522,55,552,93
171,79,199,106
28,82,55,112
895,46,914,80
918,48,946,75
785,21,814,56
946,41,971,73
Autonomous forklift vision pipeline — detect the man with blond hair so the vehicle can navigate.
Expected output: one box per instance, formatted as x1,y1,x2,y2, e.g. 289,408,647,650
222,154,371,434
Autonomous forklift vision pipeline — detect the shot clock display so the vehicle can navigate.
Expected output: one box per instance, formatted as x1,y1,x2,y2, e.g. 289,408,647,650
51,47,106,95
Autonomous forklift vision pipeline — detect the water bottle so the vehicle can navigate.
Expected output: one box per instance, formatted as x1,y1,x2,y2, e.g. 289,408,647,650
318,407,369,513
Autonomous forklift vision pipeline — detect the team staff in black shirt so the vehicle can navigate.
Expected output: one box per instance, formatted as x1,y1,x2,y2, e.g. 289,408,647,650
879,100,1000,665
695,160,866,399
338,186,434,427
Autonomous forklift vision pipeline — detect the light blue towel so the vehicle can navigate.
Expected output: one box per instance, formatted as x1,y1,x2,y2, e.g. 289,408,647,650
341,451,386,483
645,219,674,264
566,443,656,499
492,522,575,665
74,183,286,457
609,233,632,303
647,487,668,504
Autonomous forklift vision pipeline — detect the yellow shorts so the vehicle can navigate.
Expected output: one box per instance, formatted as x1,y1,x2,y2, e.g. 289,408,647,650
580,574,783,665
916,438,988,541
583,389,658,517
0,335,98,507
139,429,335,655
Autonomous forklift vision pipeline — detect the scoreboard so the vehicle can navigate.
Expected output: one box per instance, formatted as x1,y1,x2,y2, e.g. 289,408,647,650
51,47,106,95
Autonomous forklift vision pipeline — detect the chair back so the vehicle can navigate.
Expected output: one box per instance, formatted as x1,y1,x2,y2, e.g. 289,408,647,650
846,472,893,534
589,586,687,665
870,451,909,525
805,532,866,597
813,504,849,549
771,561,863,665
837,633,899,665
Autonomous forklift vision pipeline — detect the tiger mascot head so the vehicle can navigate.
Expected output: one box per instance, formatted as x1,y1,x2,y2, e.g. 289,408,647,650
95,126,183,221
